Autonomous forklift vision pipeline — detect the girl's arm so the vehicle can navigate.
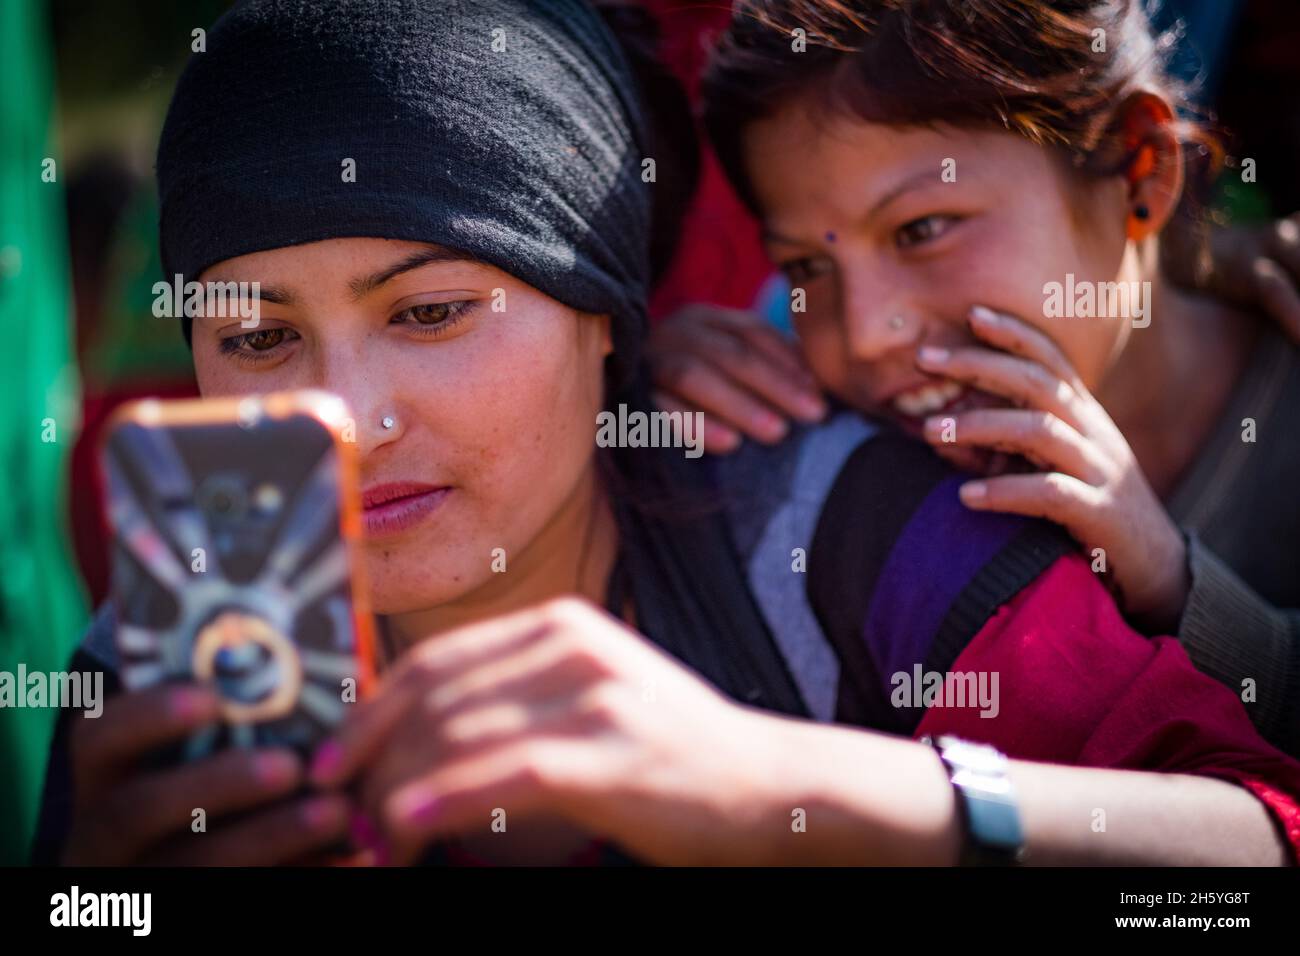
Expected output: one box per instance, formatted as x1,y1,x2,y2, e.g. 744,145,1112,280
1175,535,1300,757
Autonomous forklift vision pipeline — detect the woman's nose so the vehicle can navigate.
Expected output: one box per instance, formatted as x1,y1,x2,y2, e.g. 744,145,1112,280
309,360,403,454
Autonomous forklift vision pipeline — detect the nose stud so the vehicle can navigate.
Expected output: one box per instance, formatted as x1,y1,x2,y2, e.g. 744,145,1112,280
381,415,395,430
889,315,905,331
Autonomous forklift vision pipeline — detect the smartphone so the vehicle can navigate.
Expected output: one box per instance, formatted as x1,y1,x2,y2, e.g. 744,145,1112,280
100,389,376,762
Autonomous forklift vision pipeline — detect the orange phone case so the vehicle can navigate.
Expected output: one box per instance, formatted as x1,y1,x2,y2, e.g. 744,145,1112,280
100,389,376,760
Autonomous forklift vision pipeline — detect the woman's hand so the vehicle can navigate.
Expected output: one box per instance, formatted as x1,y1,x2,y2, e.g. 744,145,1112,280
915,305,1190,629
309,597,805,865
63,683,352,865
646,304,826,453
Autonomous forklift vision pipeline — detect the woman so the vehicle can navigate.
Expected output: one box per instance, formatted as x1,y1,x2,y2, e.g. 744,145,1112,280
648,0,1300,754
33,0,1300,866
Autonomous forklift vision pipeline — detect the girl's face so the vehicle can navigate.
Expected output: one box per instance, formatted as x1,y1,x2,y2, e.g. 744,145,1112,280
743,99,1133,437
193,237,611,615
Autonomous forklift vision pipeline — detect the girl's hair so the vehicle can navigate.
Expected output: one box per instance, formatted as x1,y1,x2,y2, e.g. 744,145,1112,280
703,0,1220,213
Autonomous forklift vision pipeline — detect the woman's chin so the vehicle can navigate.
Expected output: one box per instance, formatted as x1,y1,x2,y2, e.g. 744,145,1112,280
361,549,486,617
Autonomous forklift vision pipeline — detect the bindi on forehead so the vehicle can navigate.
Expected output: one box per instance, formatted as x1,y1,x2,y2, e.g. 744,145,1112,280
825,231,837,243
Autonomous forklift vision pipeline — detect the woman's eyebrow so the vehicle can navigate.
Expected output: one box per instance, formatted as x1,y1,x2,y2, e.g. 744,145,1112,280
348,245,481,300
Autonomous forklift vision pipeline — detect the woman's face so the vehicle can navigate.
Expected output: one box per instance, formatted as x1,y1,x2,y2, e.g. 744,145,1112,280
743,99,1133,438
193,237,611,615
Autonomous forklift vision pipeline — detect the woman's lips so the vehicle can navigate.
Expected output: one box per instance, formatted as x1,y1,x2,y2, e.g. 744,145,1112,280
361,482,451,537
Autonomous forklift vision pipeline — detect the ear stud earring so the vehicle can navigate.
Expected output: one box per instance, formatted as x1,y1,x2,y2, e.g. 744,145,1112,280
1134,204,1150,221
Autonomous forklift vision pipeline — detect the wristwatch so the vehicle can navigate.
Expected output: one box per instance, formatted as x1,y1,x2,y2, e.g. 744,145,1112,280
922,734,1026,866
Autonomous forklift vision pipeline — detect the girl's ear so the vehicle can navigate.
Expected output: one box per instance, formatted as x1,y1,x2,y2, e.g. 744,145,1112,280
1115,91,1183,242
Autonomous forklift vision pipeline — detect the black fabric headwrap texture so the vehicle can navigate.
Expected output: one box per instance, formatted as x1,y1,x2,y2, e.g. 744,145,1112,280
158,0,651,387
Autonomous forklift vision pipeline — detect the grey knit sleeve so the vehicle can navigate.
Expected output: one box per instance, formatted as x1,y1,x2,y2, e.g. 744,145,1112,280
1175,533,1300,757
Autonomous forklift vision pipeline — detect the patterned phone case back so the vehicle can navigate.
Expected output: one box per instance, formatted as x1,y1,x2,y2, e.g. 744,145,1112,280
102,393,371,759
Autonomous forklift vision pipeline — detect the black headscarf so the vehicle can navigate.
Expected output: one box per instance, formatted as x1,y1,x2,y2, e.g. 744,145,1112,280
154,0,808,721
157,0,651,388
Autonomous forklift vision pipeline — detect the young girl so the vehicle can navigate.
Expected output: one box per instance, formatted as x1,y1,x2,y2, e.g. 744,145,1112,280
33,0,1300,866
648,0,1300,755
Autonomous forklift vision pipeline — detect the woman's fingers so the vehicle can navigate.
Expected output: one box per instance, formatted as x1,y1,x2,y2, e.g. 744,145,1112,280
142,793,352,866
422,627,606,722
70,684,223,796
65,746,305,864
381,738,594,864
356,690,589,825
957,471,1104,532
923,408,1108,483
313,602,571,787
916,341,1084,429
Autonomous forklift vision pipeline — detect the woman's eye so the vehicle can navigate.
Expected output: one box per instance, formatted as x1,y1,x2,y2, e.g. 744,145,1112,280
243,328,288,350
779,257,833,285
393,300,469,329
895,214,957,249
218,326,298,360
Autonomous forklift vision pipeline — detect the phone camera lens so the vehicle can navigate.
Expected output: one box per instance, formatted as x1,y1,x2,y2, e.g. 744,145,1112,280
196,474,249,523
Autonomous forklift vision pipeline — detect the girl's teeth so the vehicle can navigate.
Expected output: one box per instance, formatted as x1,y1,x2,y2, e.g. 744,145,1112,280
893,380,962,417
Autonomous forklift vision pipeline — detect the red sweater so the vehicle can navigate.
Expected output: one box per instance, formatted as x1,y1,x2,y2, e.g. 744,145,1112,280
917,555,1300,861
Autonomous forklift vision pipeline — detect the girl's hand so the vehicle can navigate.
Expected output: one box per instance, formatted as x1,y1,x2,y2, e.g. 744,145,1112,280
63,683,352,865
646,304,827,453
915,305,1190,629
1164,211,1300,343
309,597,800,865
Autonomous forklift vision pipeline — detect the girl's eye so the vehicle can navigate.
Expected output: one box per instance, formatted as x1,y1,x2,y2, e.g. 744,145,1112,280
218,326,299,362
392,300,471,330
896,214,957,249
779,256,833,285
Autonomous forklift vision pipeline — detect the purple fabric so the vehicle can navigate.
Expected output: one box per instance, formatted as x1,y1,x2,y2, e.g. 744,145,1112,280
863,476,1024,688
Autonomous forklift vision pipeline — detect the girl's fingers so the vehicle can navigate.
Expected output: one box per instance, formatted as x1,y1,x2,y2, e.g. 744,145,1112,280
142,793,352,866
1267,215,1300,276
700,306,817,386
697,320,827,422
652,390,742,454
966,306,1083,387
1252,257,1300,345
924,409,1108,484
916,343,1084,429
654,352,792,443
71,684,223,795
957,471,1104,533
